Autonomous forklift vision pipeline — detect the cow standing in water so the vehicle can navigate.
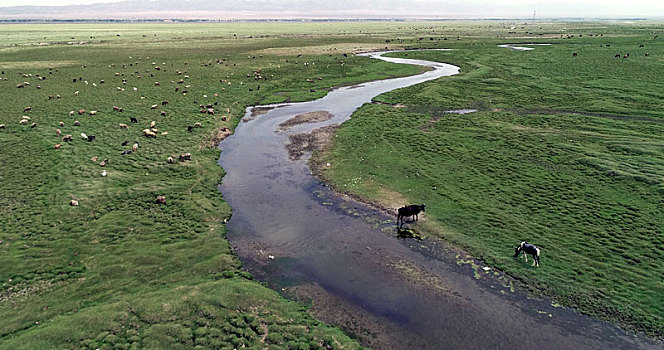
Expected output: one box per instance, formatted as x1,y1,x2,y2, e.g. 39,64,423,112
397,204,426,228
514,241,541,267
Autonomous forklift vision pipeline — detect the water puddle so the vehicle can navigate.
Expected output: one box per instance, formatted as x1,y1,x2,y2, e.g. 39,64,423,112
444,109,477,114
499,43,552,51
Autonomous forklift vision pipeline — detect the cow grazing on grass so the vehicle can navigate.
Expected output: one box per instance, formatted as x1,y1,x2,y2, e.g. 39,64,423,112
130,117,138,123
514,241,541,267
572,52,578,57
156,195,166,204
87,135,95,142
397,204,426,228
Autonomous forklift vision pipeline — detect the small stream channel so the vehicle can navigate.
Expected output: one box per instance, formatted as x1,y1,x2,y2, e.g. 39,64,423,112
218,51,659,349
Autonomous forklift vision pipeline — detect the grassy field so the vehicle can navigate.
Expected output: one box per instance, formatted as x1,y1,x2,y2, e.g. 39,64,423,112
0,22,435,349
317,22,664,337
1,20,663,348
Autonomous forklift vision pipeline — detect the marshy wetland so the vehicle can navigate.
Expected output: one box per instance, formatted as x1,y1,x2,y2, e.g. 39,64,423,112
0,21,663,349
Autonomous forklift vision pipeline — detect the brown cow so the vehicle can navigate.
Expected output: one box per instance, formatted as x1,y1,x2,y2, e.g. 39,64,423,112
179,153,191,162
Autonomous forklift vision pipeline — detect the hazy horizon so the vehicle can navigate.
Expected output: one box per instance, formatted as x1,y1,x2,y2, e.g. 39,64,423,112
0,0,662,19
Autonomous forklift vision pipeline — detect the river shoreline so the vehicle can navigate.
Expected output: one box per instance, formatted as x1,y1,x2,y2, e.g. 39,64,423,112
219,51,660,349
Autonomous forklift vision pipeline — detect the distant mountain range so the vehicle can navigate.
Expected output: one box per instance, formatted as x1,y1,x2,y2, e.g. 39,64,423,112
0,0,659,20
0,0,522,20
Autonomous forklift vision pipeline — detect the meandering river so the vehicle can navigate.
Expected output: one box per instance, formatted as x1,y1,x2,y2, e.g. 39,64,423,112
218,51,658,349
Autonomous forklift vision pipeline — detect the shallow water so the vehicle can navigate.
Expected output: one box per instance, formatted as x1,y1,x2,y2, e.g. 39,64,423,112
498,43,553,51
218,51,659,349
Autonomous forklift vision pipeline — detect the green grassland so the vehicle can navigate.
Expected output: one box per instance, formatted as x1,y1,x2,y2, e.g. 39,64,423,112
0,22,435,349
2,20,663,348
317,22,664,337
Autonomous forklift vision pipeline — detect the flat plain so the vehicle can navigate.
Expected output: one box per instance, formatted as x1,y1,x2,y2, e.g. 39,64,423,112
0,20,663,349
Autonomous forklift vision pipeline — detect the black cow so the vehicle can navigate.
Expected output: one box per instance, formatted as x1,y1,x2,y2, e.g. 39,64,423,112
397,204,425,228
130,117,138,123
121,140,129,146
514,241,541,267
87,135,95,142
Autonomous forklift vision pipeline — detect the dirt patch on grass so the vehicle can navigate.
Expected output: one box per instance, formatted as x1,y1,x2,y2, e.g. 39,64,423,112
279,111,333,132
0,60,79,69
200,126,233,149
285,124,338,160
0,280,61,303
371,101,406,108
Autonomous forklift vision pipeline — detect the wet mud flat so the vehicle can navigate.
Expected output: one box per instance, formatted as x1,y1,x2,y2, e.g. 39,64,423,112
218,51,660,349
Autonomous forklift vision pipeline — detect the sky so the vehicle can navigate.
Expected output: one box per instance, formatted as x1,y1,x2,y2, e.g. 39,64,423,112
0,0,661,18
0,0,120,5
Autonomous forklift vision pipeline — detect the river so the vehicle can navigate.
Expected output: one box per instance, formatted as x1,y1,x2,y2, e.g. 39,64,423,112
218,50,659,349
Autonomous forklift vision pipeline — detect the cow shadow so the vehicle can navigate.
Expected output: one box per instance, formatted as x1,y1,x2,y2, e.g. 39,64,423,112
397,227,422,240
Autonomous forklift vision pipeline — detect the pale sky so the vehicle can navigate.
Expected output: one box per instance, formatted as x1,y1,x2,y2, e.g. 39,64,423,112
0,0,121,5
0,0,662,17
